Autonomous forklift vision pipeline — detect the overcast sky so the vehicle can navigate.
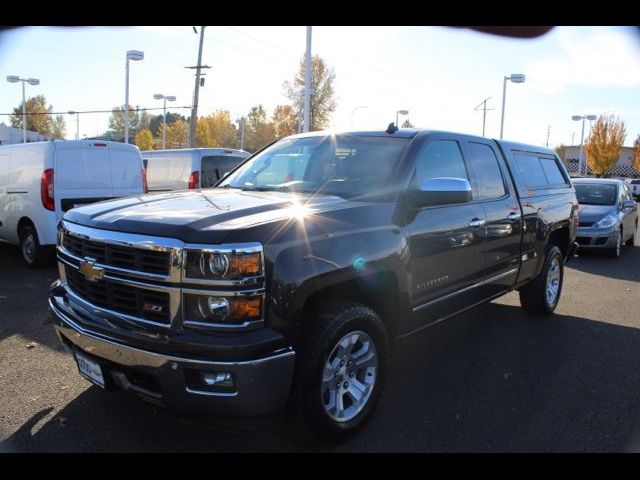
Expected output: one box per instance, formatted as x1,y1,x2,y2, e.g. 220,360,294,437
1,26,639,147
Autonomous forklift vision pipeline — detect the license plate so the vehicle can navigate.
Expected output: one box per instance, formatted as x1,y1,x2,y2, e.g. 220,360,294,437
75,351,105,388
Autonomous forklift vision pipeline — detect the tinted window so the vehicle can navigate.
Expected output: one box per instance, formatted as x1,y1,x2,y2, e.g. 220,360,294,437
201,155,245,188
574,183,617,205
466,142,506,200
539,157,567,185
514,153,548,188
414,140,468,185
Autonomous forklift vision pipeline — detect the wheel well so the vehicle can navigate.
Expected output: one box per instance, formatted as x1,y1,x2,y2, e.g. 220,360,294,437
548,227,570,258
17,217,35,240
302,272,400,343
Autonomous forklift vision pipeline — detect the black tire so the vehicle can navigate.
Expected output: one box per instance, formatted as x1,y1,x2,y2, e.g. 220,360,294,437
625,222,637,246
19,225,48,268
519,245,564,316
608,229,623,258
288,300,389,443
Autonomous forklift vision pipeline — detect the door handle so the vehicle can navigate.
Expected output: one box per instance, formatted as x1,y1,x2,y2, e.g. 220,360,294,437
468,218,486,228
507,211,521,222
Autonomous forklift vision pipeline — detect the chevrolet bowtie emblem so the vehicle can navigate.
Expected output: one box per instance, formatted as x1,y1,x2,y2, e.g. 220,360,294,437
79,260,104,282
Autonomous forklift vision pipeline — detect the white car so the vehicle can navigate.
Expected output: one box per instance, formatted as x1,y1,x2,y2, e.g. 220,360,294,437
0,140,145,266
141,148,250,192
629,179,640,200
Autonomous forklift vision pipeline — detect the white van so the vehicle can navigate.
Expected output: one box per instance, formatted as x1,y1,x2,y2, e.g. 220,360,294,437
141,148,250,192
0,140,145,266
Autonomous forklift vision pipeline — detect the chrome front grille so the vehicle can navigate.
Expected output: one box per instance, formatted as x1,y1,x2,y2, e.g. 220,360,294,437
56,220,265,332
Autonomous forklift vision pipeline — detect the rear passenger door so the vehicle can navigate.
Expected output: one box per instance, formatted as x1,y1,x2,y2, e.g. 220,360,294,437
463,139,522,295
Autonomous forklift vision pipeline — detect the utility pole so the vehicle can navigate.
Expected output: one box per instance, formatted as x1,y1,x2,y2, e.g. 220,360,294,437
187,26,210,147
473,97,493,137
303,26,312,133
571,132,575,146
546,125,551,147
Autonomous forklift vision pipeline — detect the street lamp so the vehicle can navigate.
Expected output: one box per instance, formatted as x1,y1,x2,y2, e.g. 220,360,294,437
153,94,176,149
499,73,526,139
6,75,40,143
572,114,597,176
396,109,409,128
235,117,246,150
68,111,79,140
351,106,368,129
124,50,144,144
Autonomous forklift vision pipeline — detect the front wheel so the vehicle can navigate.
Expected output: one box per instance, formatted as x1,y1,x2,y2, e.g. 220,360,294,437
289,300,389,442
608,229,622,258
519,245,564,315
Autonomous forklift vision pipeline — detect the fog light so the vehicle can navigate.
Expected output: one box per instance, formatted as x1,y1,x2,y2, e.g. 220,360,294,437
202,372,234,388
195,296,230,322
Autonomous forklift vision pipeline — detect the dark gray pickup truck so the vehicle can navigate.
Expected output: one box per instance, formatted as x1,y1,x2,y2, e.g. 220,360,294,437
49,128,579,441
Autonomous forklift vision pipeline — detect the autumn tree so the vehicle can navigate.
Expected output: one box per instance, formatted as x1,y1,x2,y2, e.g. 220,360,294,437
165,119,189,149
633,134,640,174
108,106,148,140
195,118,216,147
149,112,185,137
271,105,298,138
585,114,626,177
51,115,67,139
135,128,154,150
9,95,54,135
205,111,238,148
284,54,337,131
243,105,276,152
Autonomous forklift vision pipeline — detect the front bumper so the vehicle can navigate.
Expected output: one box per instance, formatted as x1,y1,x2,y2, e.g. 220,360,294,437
49,288,296,417
576,226,618,249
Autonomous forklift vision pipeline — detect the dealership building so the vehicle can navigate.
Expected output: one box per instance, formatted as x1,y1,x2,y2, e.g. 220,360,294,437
0,124,52,145
562,145,637,177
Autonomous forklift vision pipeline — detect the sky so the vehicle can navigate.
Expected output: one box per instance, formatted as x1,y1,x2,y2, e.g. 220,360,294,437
1,26,639,147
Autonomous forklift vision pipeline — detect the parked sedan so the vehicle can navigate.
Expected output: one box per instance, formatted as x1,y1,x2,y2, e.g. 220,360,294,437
573,178,638,258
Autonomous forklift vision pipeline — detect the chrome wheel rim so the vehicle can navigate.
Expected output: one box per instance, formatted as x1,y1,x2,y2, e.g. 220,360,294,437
22,233,36,263
546,257,561,306
321,330,377,423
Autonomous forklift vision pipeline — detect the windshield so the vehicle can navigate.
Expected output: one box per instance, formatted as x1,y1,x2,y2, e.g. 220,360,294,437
575,183,618,205
218,135,410,199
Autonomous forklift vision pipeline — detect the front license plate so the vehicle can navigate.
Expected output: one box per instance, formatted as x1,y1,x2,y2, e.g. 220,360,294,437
75,351,105,388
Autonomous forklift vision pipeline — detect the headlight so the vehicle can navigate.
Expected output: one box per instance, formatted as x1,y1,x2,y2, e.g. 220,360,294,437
185,249,262,279
594,215,617,228
184,294,262,325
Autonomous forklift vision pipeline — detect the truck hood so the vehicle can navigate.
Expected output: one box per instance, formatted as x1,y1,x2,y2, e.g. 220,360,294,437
578,204,617,223
62,188,353,243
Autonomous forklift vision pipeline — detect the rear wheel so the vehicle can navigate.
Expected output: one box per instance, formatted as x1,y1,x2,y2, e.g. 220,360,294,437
519,245,564,315
608,229,622,258
19,225,50,268
289,300,389,443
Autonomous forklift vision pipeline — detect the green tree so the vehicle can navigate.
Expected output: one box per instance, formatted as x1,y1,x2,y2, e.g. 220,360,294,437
284,54,337,131
205,110,239,148
9,95,54,135
244,105,276,153
401,119,414,128
585,114,626,177
51,115,66,139
165,119,189,149
271,104,298,138
108,106,144,140
135,128,154,150
149,112,186,137
633,134,640,174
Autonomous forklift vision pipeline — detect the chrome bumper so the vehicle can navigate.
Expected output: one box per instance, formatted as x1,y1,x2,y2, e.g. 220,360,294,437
49,291,295,416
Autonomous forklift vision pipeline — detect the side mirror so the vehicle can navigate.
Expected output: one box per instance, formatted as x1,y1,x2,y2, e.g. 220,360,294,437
623,200,636,210
409,177,472,208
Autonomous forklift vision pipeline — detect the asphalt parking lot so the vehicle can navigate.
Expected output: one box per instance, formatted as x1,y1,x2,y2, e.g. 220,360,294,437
1,238,639,452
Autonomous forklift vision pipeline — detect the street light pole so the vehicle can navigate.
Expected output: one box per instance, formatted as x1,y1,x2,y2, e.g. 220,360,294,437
235,117,245,150
69,111,79,140
572,114,597,176
303,26,312,133
7,75,40,143
500,73,526,139
154,94,176,149
351,106,367,129
396,109,409,128
124,50,144,144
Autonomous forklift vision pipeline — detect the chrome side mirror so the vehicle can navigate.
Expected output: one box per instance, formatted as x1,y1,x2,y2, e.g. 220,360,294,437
410,177,472,208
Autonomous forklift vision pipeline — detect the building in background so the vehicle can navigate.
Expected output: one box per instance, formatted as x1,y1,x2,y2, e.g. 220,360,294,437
561,145,637,178
0,125,52,145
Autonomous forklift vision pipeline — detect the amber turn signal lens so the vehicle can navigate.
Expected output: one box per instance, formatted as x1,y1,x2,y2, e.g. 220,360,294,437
230,297,262,320
229,253,262,277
